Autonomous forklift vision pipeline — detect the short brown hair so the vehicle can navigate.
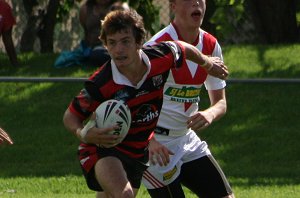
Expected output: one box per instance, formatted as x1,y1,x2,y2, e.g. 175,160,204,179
99,9,146,46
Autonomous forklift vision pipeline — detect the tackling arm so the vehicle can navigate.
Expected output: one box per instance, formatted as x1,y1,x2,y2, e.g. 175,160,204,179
177,40,229,80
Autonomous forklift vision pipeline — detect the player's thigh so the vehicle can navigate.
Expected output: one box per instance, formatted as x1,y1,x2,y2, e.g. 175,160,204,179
94,156,129,194
147,177,185,198
181,155,232,197
96,191,109,198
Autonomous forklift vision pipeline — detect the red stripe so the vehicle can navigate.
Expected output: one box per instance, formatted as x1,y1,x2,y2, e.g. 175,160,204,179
115,146,144,158
78,144,99,172
69,104,86,121
202,32,216,55
143,170,165,188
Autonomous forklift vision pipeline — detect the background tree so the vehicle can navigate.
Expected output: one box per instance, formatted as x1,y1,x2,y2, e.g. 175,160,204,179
204,0,300,44
20,0,41,52
245,0,299,44
20,0,75,53
19,0,160,53
18,0,300,53
127,0,161,36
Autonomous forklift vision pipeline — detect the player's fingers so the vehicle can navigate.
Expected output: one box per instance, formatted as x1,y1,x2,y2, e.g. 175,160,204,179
186,113,199,124
208,63,228,79
1,132,9,139
0,137,12,145
150,153,158,165
168,149,174,155
158,152,168,166
187,116,204,128
213,67,228,80
155,153,164,166
0,129,13,144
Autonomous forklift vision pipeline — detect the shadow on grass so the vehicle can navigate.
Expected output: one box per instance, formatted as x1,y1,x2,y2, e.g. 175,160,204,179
0,82,84,177
0,52,299,187
1,80,300,188
256,45,300,78
200,83,300,186
223,44,300,79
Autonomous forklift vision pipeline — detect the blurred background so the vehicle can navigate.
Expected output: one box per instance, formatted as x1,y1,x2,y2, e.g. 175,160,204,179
1,0,299,54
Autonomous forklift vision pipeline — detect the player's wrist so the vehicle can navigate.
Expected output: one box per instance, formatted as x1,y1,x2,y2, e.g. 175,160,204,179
76,119,96,143
201,56,213,71
75,128,85,142
208,110,216,121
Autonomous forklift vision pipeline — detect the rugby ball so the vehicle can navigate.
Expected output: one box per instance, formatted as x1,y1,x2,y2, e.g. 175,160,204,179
95,99,131,144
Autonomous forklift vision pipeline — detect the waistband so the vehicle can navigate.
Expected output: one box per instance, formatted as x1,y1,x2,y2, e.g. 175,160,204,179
154,126,189,137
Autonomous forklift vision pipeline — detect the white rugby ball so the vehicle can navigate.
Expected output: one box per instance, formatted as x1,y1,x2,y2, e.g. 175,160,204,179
95,99,131,143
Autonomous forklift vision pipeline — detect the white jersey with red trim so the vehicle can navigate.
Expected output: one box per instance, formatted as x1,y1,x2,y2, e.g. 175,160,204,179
145,23,226,137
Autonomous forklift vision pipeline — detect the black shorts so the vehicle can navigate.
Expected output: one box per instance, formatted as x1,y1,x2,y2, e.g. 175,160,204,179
78,144,149,191
147,155,233,198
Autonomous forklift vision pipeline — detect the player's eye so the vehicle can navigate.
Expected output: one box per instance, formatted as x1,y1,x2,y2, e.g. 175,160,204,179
107,40,116,47
122,39,131,46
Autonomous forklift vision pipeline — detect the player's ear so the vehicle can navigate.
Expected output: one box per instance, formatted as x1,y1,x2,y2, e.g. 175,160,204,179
169,1,176,11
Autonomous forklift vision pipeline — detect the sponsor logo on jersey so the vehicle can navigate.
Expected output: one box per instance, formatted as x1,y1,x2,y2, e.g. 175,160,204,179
163,166,177,181
132,104,159,125
165,86,201,103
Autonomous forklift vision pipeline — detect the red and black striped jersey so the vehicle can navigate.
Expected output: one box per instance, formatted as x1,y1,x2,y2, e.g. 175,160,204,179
68,41,185,159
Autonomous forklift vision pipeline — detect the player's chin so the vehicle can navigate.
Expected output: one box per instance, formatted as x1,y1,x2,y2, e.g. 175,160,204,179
188,16,201,25
114,57,128,64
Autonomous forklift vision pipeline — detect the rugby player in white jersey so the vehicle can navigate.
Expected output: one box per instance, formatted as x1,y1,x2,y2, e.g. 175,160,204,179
142,0,235,197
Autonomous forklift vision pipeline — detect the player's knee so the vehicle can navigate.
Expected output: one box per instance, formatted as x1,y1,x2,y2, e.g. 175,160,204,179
119,187,134,198
111,184,134,198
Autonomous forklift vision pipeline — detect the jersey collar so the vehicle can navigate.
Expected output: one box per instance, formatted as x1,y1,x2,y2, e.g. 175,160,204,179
111,49,150,89
171,22,200,46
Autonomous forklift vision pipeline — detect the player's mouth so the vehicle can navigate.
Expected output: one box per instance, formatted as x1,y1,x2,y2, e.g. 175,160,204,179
115,56,127,61
191,10,202,21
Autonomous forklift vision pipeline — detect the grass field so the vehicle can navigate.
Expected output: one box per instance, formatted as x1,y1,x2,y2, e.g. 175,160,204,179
0,44,300,197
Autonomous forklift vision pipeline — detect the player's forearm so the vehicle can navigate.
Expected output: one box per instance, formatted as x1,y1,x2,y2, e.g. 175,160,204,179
63,109,84,136
207,98,227,121
178,40,211,69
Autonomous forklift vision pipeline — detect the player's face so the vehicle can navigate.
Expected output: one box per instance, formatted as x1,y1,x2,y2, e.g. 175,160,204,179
171,0,206,28
106,29,140,69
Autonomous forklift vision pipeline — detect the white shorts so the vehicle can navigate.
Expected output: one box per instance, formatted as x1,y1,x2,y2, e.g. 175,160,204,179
142,131,211,189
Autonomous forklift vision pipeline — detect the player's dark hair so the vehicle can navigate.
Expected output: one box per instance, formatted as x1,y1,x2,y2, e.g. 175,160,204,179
99,9,146,46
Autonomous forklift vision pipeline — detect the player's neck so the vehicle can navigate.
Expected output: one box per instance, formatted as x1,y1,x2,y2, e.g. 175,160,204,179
172,21,200,44
120,58,147,86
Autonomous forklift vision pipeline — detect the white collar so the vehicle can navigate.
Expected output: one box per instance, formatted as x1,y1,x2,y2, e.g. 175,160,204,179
111,49,151,89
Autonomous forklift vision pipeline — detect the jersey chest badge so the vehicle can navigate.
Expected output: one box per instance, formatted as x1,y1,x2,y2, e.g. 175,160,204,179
152,75,163,87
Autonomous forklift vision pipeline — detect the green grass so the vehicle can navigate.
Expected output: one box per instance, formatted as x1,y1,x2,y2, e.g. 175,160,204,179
0,44,300,197
223,44,300,78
